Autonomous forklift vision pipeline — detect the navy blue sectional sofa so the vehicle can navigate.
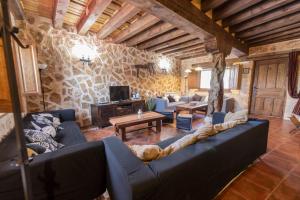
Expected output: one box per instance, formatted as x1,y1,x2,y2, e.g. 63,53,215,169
0,109,106,200
103,114,269,200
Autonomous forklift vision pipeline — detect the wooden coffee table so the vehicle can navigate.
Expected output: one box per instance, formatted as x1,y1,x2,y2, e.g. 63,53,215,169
109,111,166,141
176,102,208,115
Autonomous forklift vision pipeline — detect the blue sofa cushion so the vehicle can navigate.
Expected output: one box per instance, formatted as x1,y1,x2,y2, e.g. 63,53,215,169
57,121,86,146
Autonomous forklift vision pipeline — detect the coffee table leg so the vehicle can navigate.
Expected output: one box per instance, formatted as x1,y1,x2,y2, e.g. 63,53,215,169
121,127,126,141
156,120,162,133
148,122,152,130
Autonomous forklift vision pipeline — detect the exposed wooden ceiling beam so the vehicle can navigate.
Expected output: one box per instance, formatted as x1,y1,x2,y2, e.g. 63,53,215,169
171,50,206,59
137,29,186,49
250,32,300,47
245,22,300,41
222,0,294,27
248,27,300,44
98,3,140,39
124,22,174,46
214,0,264,20
123,0,248,55
176,52,207,60
231,2,300,32
77,0,112,35
156,39,202,54
201,0,229,12
147,34,196,52
111,14,160,43
53,0,70,28
237,12,300,39
165,46,205,56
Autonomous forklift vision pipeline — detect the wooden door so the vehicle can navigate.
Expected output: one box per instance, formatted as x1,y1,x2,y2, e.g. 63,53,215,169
251,59,288,117
0,39,12,112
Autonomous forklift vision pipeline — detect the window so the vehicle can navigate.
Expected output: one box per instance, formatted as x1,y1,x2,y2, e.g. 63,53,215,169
200,68,236,89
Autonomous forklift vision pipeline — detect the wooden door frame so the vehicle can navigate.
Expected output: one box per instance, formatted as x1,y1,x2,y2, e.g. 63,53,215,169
249,57,288,118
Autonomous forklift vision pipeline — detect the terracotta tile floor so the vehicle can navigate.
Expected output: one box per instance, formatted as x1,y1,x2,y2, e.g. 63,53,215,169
83,115,300,200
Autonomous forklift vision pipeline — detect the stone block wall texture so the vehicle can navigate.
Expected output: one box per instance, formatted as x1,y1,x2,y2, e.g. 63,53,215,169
0,113,14,142
20,17,181,127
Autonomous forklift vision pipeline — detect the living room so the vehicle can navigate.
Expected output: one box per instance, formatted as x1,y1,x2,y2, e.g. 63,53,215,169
0,0,300,200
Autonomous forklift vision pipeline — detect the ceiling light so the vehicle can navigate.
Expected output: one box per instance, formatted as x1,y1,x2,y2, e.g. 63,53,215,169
195,67,202,71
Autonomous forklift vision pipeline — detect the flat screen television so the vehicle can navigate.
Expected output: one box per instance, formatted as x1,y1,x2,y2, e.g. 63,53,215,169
109,86,130,101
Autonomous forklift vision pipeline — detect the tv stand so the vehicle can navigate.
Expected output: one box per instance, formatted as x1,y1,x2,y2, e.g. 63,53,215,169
91,99,146,128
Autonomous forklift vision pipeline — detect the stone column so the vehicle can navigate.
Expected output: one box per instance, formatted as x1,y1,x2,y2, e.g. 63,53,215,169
207,52,226,115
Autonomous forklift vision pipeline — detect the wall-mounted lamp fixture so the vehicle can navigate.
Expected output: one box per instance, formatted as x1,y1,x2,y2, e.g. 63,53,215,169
72,43,97,66
184,69,192,73
195,67,202,71
159,57,171,73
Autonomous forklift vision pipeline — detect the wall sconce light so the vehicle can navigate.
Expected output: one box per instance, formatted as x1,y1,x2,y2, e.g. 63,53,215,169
72,43,97,66
195,67,202,71
159,57,170,73
184,69,192,73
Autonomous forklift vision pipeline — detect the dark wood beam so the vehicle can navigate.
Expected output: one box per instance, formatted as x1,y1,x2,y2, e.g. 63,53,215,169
123,0,248,55
111,14,160,43
53,0,70,28
222,0,294,27
8,0,25,20
201,0,229,12
166,47,205,56
98,3,140,39
124,22,174,46
176,52,207,60
250,32,300,47
172,49,206,58
237,12,300,39
214,0,264,20
231,2,300,32
147,34,196,51
77,0,112,35
156,39,202,54
248,27,300,44
245,22,300,41
137,29,186,49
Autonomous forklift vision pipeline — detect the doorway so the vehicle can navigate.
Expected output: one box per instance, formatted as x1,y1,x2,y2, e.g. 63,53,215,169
250,58,288,117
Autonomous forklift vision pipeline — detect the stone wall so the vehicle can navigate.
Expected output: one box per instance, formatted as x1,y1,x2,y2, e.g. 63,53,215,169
21,17,181,126
0,113,14,142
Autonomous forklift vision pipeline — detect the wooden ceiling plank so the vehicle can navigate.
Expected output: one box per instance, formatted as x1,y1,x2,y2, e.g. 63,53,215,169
248,27,300,44
77,0,113,35
231,1,300,32
176,52,207,60
222,0,294,27
250,32,300,47
156,39,202,54
237,12,300,39
111,14,160,43
165,46,205,56
214,0,264,20
98,3,140,39
53,0,70,28
147,34,197,52
123,0,248,55
137,29,186,50
201,0,229,12
9,0,26,20
245,22,300,41
124,22,174,46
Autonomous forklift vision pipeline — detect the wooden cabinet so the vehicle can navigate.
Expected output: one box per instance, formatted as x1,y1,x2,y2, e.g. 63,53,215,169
0,39,12,112
17,45,41,95
91,100,146,128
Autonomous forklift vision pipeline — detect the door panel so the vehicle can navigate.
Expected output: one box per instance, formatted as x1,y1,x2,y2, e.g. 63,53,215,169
251,59,287,117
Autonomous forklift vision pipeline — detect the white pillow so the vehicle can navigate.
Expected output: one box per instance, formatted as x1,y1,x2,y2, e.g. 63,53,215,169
224,109,248,124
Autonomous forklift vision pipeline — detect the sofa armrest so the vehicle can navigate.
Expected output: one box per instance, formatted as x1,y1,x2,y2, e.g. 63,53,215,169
154,98,169,112
28,141,106,199
50,109,76,122
103,137,158,200
212,112,226,125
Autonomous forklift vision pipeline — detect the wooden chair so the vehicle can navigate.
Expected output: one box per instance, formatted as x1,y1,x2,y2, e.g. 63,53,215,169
289,114,300,134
